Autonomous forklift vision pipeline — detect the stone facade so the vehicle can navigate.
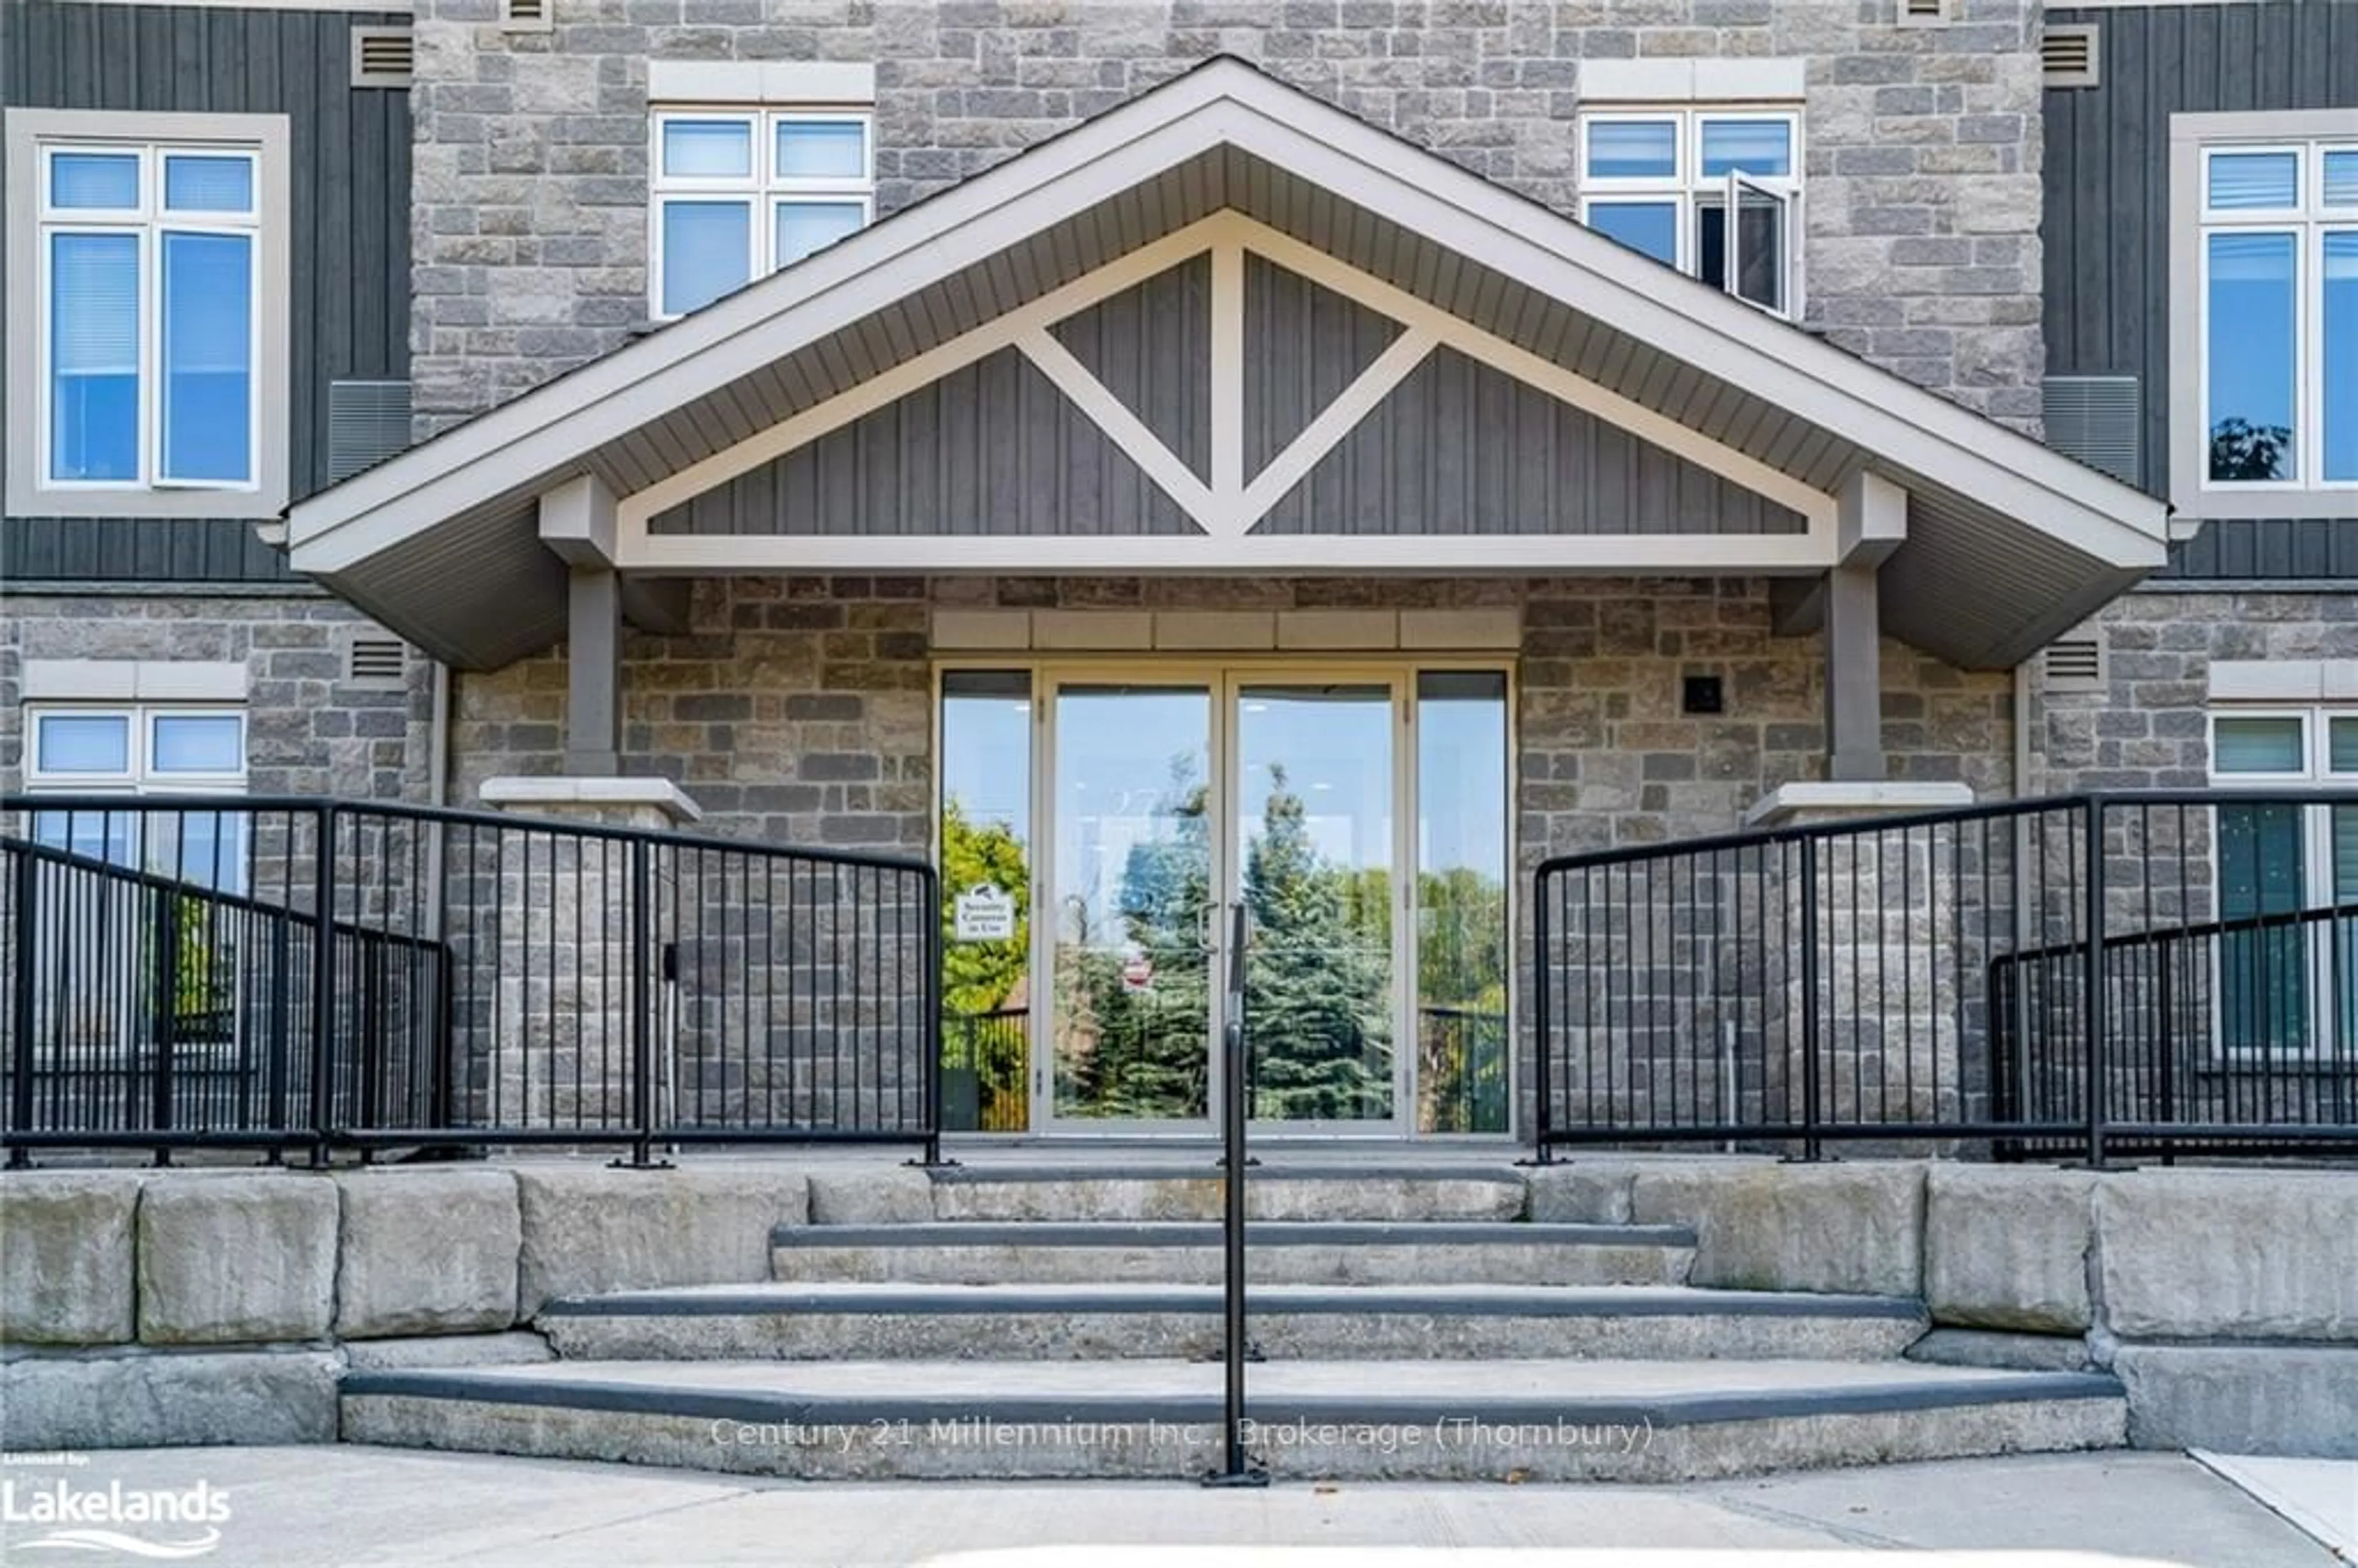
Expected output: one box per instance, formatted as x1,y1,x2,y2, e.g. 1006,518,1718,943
407,0,2046,438
1,592,438,802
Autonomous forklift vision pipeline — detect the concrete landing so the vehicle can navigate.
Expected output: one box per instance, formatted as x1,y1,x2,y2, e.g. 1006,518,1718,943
341,1356,2125,1482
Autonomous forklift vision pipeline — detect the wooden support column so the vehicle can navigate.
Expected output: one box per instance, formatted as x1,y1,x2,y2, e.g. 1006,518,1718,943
1823,470,1908,784
566,565,623,777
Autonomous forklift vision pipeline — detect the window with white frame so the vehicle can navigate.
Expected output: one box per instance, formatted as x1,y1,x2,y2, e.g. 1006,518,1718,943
25,706,249,894
1577,107,1802,317
2209,708,2358,1055
6,111,288,519
649,107,873,319
2197,136,2357,491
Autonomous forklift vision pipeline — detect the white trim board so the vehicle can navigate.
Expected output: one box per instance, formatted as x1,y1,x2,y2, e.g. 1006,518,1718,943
287,58,2168,583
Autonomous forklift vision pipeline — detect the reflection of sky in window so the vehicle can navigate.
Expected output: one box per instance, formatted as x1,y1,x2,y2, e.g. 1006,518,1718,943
1419,687,1508,880
941,690,1030,837
1054,689,1209,937
2327,233,2357,481
2207,232,2298,472
1237,688,1392,872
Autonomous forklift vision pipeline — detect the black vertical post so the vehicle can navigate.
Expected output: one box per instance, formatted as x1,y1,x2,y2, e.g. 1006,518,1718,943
2155,931,2176,1167
1530,869,1554,1164
150,882,178,1166
2083,798,2108,1167
9,849,39,1167
923,867,946,1166
1797,835,1823,1162
1205,900,1266,1488
628,838,656,1169
307,805,338,1168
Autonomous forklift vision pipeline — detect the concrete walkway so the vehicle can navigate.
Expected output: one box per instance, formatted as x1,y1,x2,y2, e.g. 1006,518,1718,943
0,1447,2340,1567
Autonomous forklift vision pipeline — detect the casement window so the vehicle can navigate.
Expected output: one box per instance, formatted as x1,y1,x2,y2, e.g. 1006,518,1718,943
2197,139,2358,491
1577,108,1802,318
25,705,249,894
2208,709,2358,1056
648,107,874,320
3,112,290,519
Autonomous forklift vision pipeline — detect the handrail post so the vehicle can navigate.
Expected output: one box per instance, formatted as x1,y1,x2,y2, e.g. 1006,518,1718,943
1205,900,1266,1489
2155,931,2176,1167
1528,869,1554,1165
1797,835,1823,1162
628,837,656,1170
152,885,179,1165
2083,798,2109,1168
924,868,946,1166
7,848,36,1168
307,805,338,1168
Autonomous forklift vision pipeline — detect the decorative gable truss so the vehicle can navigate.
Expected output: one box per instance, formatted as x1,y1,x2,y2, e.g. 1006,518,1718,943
612,213,1837,572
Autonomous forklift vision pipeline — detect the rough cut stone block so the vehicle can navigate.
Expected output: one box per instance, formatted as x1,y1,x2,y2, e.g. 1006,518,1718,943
335,1170,523,1338
138,1175,337,1345
516,1165,810,1314
806,1166,934,1226
2114,1345,2358,1458
1,1349,340,1448
1525,1163,1636,1224
1924,1166,2094,1332
2097,1172,2358,1341
1632,1161,1925,1297
1905,1328,2094,1373
0,1172,142,1345
341,1331,553,1370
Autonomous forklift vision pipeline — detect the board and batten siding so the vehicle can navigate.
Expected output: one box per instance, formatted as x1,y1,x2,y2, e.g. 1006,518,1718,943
2045,0,2358,580
4,1,411,584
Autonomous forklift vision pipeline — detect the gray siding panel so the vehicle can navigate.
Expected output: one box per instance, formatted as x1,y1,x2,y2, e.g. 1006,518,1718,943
1255,346,1807,538
1242,254,1401,478
650,348,1198,538
4,1,411,584
1050,256,1212,481
2045,0,2358,579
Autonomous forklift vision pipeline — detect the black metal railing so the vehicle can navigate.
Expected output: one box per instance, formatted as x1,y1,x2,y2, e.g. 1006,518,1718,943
2,796,943,1165
941,1006,1029,1131
1533,790,2358,1160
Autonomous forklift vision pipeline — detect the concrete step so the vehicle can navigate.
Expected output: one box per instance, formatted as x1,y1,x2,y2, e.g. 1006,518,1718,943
340,1356,2127,1482
771,1221,1697,1287
924,1164,1528,1224
535,1282,1927,1363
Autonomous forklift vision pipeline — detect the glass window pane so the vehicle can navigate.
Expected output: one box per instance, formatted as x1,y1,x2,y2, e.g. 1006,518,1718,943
1732,183,1786,311
2327,232,2357,483
776,120,865,180
1586,120,1676,179
49,152,139,209
939,670,1033,1133
48,232,141,483
151,715,243,774
155,810,249,896
160,232,254,484
1700,118,1791,178
660,119,752,179
32,809,137,869
2207,150,2300,211
774,201,864,266
1586,201,1678,265
2206,232,2298,482
660,200,750,315
1415,672,1509,1135
2327,151,2358,209
2214,715,2305,774
2330,717,2358,774
162,154,252,212
36,714,131,774
1697,201,1727,289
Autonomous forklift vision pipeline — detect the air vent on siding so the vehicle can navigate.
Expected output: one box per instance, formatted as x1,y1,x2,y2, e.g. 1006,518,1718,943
328,381,413,483
2042,638,2106,694
2042,376,2140,485
344,636,409,690
1897,0,1953,25
351,27,414,88
501,0,553,30
2042,25,2100,89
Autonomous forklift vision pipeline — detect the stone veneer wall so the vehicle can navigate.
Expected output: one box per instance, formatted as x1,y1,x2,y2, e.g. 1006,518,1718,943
407,0,2046,440
449,573,2016,860
0,592,437,801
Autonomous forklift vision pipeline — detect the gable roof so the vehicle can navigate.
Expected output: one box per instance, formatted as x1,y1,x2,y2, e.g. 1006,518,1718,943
285,56,2173,670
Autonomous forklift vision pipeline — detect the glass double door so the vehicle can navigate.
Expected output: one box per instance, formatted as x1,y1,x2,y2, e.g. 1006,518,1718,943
1045,673,1405,1132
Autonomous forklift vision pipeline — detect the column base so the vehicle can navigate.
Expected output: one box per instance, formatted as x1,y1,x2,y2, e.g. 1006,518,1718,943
478,775,703,828
1743,780,1974,829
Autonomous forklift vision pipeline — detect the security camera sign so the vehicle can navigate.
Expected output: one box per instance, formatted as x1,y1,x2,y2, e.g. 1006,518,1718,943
952,884,1016,943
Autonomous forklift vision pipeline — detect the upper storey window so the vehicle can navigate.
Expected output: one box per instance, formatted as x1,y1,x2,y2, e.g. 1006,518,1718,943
1577,108,1801,319
2198,139,2357,491
4,111,290,519
650,108,873,320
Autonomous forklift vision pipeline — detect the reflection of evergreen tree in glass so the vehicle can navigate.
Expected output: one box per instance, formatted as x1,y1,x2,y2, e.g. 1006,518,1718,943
1243,767,1392,1120
1064,756,1212,1119
1415,866,1509,1133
